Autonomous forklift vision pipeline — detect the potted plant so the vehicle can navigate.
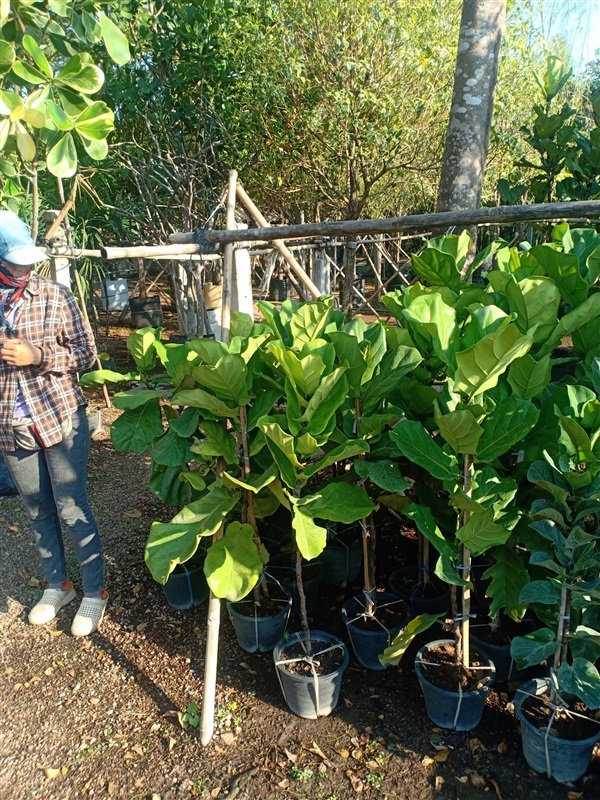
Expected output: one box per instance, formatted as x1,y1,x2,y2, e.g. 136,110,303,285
510,391,600,783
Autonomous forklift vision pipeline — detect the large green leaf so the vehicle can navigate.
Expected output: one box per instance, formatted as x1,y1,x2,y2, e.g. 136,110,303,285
411,247,460,290
259,420,301,488
153,428,193,467
511,628,556,668
362,346,423,411
558,660,600,709
98,11,131,65
303,366,348,436
404,503,455,558
390,420,459,483
328,331,367,395
304,440,369,478
55,55,104,94
222,464,278,493
149,463,193,507
111,402,163,454
113,389,166,410
471,467,517,511
402,294,457,366
508,353,552,399
461,305,509,350
74,100,114,140
289,301,332,344
46,131,77,177
454,323,535,399
529,246,588,307
191,421,238,465
435,405,483,455
299,483,376,523
204,522,263,602
476,397,539,462
0,40,15,75
292,506,327,560
482,546,529,620
354,460,410,492
127,328,158,373
456,508,511,555
171,486,241,527
79,368,134,387
520,579,562,605
505,276,561,341
170,407,200,438
171,388,239,419
192,354,250,405
145,521,204,584
22,34,52,78
539,293,600,357
379,613,444,666
559,416,594,463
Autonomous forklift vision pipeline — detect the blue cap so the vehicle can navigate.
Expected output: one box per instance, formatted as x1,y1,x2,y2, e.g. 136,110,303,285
0,210,48,265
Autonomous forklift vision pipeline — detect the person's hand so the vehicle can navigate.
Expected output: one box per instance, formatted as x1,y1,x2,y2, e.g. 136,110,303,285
1,338,43,367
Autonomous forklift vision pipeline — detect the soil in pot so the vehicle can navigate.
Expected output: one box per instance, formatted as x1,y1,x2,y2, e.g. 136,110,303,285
419,641,493,693
228,592,292,653
515,678,600,783
343,592,408,671
278,639,346,677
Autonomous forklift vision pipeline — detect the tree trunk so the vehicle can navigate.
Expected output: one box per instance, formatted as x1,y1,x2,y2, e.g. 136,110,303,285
436,0,507,214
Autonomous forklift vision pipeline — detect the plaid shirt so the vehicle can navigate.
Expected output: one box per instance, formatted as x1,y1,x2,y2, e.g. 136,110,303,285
0,272,96,450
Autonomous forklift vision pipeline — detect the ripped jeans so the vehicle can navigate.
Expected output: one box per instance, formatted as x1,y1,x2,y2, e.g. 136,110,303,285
3,406,104,594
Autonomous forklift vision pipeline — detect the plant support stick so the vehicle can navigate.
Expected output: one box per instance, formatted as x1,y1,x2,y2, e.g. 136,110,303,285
200,170,237,747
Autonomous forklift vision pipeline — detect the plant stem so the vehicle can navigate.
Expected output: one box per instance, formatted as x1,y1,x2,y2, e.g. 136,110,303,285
422,537,430,588
355,397,374,615
461,453,473,670
451,585,462,667
554,585,571,674
296,545,312,656
239,405,268,603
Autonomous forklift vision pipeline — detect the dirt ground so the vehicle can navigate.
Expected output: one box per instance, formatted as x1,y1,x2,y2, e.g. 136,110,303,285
1,320,599,800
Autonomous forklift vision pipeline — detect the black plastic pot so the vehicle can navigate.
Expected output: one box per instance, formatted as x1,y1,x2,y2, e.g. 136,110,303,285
321,540,363,586
266,555,322,617
162,558,209,610
273,630,349,718
471,616,538,684
342,591,408,671
414,639,495,730
130,296,163,329
515,678,600,783
227,593,292,653
388,567,450,617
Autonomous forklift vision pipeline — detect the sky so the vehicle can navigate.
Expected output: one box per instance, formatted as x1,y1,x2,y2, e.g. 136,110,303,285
541,0,600,72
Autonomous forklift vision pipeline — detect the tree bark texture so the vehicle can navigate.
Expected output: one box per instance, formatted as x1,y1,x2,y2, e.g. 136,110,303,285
436,0,507,213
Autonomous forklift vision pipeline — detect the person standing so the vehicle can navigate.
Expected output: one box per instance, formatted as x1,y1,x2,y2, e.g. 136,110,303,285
0,210,107,636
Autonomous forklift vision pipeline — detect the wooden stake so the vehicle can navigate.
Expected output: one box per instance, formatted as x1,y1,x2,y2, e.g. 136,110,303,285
235,183,322,300
200,171,237,747
72,268,112,410
461,454,473,669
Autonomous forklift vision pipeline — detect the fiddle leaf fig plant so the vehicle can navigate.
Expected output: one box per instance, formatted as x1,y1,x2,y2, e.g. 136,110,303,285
511,393,600,712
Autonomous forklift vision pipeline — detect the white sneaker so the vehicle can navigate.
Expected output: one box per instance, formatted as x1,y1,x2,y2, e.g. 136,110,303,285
71,594,108,637
29,585,76,625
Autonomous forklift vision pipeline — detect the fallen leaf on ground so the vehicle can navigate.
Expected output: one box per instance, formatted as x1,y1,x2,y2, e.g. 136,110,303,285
284,748,297,764
123,509,142,518
50,630,62,637
304,741,328,760
221,732,234,746
42,768,60,779
457,775,468,783
90,697,100,705
422,756,435,767
434,749,450,763
136,622,148,632
210,789,221,798
497,740,508,754
470,771,486,787
435,776,445,792
346,770,364,793
133,583,142,594
277,779,289,789
352,749,363,761
567,794,583,800
336,748,349,758
489,777,502,799
468,738,485,755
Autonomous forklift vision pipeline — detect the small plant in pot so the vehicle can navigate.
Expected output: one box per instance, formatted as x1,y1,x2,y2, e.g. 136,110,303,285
510,399,600,783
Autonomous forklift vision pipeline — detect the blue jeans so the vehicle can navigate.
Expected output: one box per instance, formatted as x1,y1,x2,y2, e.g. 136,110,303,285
3,406,104,594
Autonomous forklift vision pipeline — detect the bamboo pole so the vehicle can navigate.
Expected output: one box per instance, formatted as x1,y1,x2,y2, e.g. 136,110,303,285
166,200,600,246
461,454,473,669
235,184,321,300
200,170,237,748
101,244,204,259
